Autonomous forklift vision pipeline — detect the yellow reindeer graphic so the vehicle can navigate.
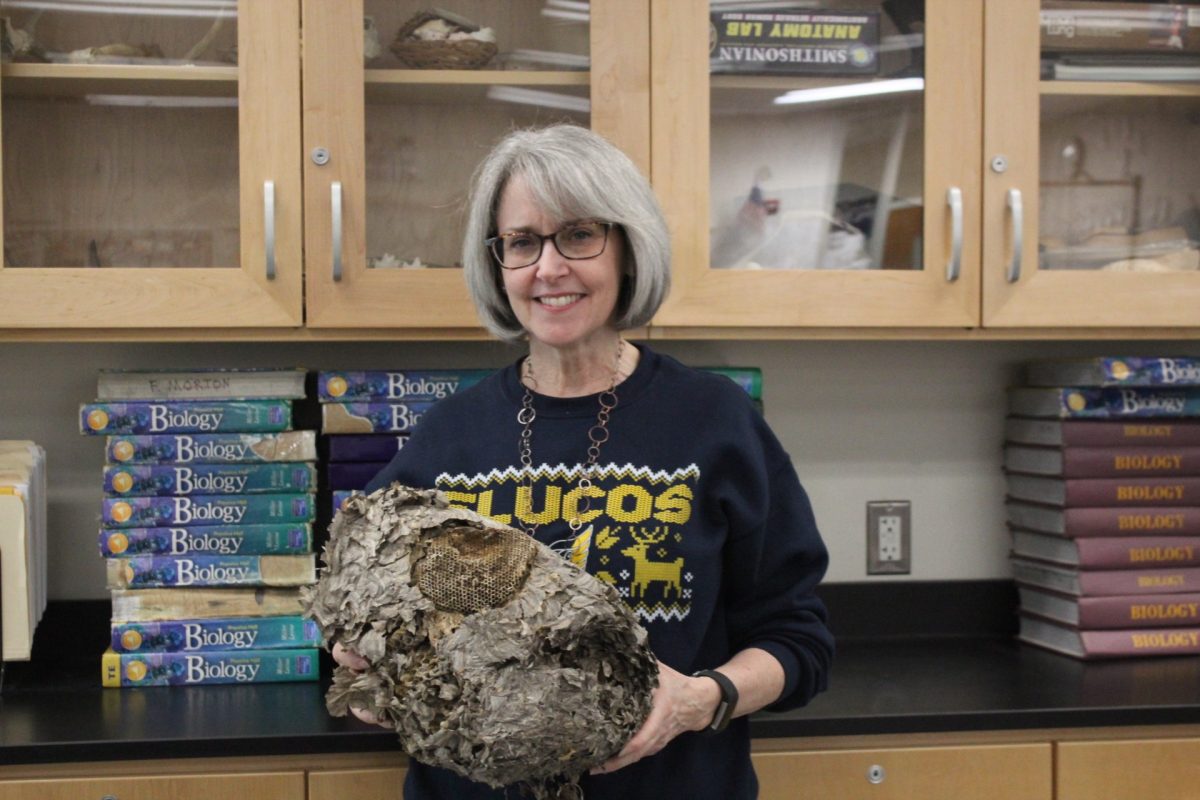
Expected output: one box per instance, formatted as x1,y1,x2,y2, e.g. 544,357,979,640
621,526,684,599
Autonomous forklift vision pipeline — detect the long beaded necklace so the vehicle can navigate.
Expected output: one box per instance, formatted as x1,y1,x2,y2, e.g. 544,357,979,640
517,338,624,540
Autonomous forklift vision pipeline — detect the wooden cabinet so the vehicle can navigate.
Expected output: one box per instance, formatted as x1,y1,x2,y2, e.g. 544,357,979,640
300,0,649,330
309,767,406,800
753,743,1052,800
0,771,304,800
0,0,647,333
650,0,983,330
1057,738,1200,800
982,0,1200,328
650,0,1200,334
2,0,1198,335
0,1,303,329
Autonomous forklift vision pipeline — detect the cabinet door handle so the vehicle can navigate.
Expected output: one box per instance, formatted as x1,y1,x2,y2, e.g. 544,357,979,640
946,186,962,282
331,181,343,282
263,180,276,281
1006,188,1023,283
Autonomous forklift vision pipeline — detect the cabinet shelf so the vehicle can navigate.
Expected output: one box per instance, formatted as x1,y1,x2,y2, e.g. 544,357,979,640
364,68,589,104
1040,80,1200,97
1,62,238,98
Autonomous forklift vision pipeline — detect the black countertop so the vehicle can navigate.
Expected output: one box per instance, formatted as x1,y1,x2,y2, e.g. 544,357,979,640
6,582,1200,766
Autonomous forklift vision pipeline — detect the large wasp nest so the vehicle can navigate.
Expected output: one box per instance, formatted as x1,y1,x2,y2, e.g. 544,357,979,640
303,485,657,797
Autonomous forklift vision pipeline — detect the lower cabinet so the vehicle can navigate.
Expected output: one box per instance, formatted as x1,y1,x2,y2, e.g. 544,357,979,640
309,767,407,800
1057,738,1200,800
0,771,305,800
753,744,1053,800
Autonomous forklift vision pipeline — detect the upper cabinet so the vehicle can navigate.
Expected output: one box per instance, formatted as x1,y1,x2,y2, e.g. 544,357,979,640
0,1,303,328
2,0,1196,335
650,0,983,329
983,0,1200,328
301,0,649,330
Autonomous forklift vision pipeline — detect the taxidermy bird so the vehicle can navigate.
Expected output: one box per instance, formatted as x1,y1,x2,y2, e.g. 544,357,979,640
303,485,658,799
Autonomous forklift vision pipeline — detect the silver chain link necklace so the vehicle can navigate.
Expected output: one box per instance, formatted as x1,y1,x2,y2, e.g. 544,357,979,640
517,338,624,539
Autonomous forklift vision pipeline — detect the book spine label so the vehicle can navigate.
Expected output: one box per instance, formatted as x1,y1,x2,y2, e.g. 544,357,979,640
1062,446,1200,478
103,464,316,496
97,369,307,400
326,434,409,462
102,493,316,527
106,432,317,464
1013,387,1200,419
81,401,292,435
321,401,436,433
318,370,490,401
106,554,315,589
709,9,880,76
1065,420,1200,446
101,648,319,686
1075,536,1200,569
326,462,388,490
1063,507,1200,537
1079,593,1200,629
1067,477,1200,506
1041,3,1200,53
1080,566,1200,595
111,616,321,653
1080,628,1200,658
701,368,763,400
98,524,312,556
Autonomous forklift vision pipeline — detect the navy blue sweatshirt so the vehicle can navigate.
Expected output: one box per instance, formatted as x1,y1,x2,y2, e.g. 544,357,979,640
365,344,833,800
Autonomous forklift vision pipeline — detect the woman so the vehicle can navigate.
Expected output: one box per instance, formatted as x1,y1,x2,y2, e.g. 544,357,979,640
340,124,834,799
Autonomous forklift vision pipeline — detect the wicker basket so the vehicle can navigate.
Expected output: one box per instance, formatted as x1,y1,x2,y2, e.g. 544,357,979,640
389,10,497,70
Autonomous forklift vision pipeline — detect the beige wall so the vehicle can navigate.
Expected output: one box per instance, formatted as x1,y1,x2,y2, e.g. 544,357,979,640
3,337,1197,600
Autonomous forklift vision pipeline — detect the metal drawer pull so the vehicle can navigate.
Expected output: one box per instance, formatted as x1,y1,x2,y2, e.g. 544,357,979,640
263,180,276,281
1006,187,1023,283
946,186,962,282
331,181,343,282
867,763,886,784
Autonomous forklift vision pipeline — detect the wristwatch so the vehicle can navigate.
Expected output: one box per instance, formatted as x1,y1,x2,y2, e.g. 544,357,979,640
693,669,738,733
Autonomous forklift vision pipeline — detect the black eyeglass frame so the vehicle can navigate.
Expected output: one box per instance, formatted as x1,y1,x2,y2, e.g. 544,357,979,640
485,221,614,271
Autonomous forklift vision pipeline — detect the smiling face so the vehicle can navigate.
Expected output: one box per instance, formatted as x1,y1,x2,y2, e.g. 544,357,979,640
495,174,625,353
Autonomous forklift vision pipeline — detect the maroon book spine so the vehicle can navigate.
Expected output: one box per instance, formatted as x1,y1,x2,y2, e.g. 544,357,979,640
1074,537,1200,569
1079,593,1200,629
1079,566,1200,595
1080,628,1200,658
1062,447,1200,478
1062,420,1200,446
1066,507,1200,537
1065,477,1200,506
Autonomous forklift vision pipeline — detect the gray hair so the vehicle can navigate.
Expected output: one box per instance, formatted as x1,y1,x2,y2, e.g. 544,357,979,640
462,124,671,342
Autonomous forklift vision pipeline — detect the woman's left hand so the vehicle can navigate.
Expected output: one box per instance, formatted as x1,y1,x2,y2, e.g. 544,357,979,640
591,660,721,774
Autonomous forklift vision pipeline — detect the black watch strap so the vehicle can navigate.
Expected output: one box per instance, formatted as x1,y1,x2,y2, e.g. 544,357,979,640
693,669,738,733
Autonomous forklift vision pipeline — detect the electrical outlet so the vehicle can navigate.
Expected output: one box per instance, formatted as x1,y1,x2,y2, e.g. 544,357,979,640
867,500,911,575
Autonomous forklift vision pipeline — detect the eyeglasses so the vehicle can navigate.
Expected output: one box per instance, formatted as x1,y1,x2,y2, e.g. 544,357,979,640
486,221,613,270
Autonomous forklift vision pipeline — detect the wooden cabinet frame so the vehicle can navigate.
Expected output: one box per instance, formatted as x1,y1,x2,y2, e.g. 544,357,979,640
982,0,1200,328
302,0,651,329
0,1,304,329
649,0,983,329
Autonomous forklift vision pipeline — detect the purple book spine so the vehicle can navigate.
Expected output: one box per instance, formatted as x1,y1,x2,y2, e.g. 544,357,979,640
1066,477,1200,506
1080,593,1200,629
326,462,389,490
1063,420,1200,446
1067,507,1200,537
326,434,409,462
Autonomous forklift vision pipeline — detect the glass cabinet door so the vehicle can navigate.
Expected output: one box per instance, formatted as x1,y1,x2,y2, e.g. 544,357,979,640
984,0,1200,327
651,0,981,329
303,0,650,329
0,1,302,329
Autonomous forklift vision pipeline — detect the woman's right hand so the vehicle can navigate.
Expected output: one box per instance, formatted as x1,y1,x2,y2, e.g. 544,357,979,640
331,642,389,728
